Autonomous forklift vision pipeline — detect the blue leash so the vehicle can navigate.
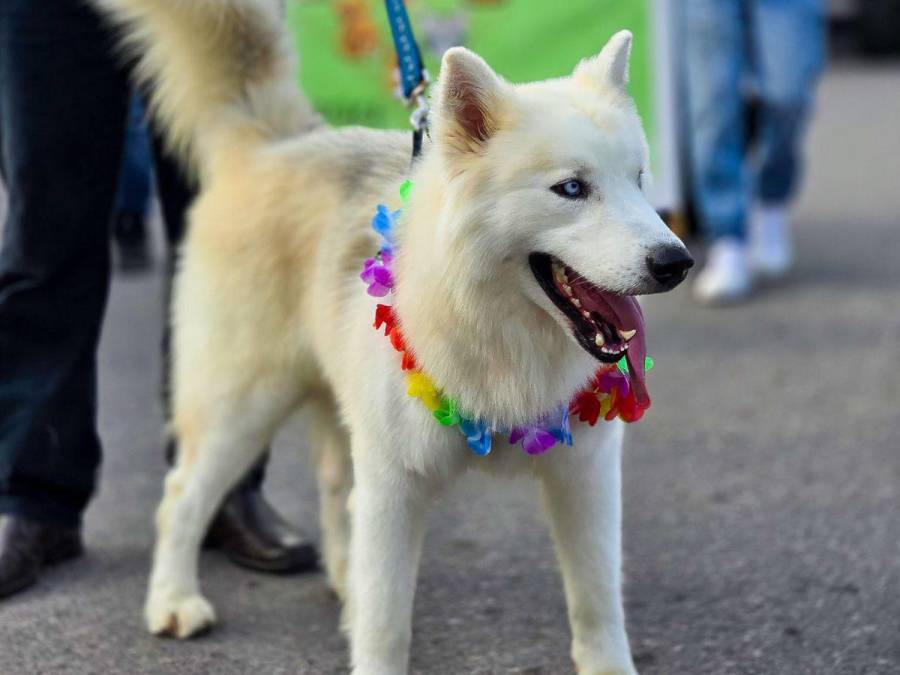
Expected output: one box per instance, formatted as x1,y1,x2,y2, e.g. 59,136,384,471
383,0,429,158
384,0,425,100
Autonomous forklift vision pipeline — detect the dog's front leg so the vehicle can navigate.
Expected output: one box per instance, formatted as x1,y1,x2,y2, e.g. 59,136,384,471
538,422,637,675
347,452,430,675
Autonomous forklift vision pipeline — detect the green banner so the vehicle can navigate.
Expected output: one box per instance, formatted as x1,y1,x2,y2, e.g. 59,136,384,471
287,0,653,137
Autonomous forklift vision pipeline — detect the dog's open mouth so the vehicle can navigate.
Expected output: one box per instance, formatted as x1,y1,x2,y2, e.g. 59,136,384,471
529,252,650,406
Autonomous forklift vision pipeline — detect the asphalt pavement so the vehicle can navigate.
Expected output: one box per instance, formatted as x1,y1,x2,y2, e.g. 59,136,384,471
1,63,899,675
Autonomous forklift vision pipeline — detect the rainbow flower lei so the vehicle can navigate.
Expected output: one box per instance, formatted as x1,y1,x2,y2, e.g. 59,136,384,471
361,180,653,457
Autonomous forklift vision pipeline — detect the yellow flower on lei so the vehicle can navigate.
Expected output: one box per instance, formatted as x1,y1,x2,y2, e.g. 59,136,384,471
406,372,441,412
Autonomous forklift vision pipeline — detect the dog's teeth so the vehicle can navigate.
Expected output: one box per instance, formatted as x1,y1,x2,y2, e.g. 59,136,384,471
562,284,572,296
571,298,581,307
618,328,637,341
594,333,605,347
552,263,568,285
582,310,591,319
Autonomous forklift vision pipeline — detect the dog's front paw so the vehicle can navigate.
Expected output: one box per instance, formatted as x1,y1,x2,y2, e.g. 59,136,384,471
575,661,638,675
576,667,638,675
573,645,638,675
145,590,216,639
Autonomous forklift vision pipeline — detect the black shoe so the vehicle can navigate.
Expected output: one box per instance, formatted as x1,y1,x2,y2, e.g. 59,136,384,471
204,487,318,574
0,515,83,600
113,211,151,272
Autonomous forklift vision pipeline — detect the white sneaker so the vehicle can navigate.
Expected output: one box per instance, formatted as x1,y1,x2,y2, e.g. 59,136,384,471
750,204,793,278
693,238,752,305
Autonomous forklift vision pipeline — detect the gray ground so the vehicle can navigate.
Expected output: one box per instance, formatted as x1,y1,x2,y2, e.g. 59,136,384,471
1,63,899,675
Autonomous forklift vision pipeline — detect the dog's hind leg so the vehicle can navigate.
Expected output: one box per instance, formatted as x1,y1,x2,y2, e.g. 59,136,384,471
145,377,299,639
308,396,353,600
537,423,637,675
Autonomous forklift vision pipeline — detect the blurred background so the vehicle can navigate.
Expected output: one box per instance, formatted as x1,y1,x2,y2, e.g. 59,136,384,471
1,1,899,673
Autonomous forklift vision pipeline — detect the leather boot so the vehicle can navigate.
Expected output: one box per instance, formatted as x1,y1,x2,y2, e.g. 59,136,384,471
204,484,318,574
0,515,83,599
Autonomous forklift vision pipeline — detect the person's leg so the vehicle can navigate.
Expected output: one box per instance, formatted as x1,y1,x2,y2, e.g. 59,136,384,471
748,0,826,275
751,0,825,204
0,0,129,526
684,0,748,243
0,0,129,597
683,0,753,302
151,133,317,574
112,91,154,271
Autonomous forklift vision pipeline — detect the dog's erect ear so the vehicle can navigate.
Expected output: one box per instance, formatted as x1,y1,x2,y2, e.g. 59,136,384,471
434,47,504,154
573,29,632,91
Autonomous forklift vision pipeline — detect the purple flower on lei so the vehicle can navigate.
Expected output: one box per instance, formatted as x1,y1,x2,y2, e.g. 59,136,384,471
508,405,572,455
508,426,558,455
596,367,630,399
360,252,394,296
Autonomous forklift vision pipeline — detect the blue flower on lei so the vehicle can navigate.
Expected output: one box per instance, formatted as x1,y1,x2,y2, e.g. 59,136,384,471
459,418,492,456
372,204,400,248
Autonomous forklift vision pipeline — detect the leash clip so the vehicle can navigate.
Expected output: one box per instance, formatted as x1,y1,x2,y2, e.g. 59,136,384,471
406,72,430,158
405,71,430,130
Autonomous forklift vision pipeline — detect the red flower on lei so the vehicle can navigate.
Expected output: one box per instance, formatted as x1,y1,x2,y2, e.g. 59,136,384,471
374,304,417,371
569,366,650,425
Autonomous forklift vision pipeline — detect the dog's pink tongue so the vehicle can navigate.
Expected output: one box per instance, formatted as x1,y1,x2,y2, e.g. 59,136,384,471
601,294,649,407
570,281,651,408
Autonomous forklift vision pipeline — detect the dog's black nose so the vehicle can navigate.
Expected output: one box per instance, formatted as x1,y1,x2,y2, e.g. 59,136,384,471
646,246,694,290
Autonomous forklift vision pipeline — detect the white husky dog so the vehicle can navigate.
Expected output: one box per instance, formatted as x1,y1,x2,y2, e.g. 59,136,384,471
96,1,692,672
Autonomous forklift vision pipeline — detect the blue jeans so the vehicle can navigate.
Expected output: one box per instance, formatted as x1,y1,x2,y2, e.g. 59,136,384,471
684,0,825,242
114,92,154,217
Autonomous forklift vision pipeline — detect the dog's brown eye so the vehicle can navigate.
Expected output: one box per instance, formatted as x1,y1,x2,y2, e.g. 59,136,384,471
551,179,587,200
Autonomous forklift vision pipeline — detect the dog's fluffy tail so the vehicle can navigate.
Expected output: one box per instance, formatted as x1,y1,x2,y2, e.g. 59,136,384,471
96,0,319,175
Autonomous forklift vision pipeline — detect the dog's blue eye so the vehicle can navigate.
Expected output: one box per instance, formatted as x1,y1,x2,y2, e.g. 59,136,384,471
638,170,644,189
552,179,586,199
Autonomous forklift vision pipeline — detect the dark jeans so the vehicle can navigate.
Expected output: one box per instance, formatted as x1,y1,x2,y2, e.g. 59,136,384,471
0,0,263,528
114,92,153,218
0,0,129,527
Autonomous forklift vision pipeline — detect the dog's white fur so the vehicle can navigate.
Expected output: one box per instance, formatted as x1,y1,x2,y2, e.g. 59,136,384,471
95,1,688,672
